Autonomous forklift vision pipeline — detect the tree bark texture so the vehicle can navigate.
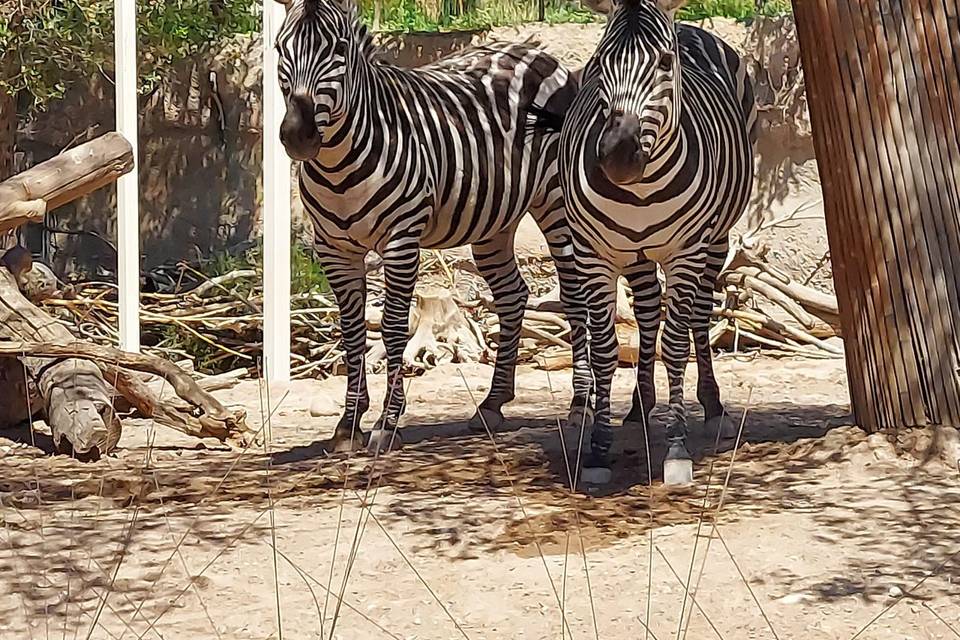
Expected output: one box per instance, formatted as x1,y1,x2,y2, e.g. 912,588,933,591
0,266,121,456
0,131,133,235
792,0,960,431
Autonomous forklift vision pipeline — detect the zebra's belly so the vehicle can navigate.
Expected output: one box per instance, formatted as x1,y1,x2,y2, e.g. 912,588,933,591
569,191,716,256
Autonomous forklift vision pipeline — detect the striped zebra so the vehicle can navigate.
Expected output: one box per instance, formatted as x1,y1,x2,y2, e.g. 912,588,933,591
272,0,590,450
538,0,758,482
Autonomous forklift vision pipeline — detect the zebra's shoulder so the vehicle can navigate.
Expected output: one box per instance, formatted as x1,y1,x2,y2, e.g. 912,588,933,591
425,40,562,75
677,23,757,134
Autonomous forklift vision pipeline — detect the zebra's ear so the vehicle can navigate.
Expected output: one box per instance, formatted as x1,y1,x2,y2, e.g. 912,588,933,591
655,0,687,17
581,0,614,15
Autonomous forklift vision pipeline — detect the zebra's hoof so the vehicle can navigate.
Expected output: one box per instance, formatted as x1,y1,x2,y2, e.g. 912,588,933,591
579,451,612,485
329,429,366,453
706,414,740,442
567,397,594,429
623,405,649,426
663,442,693,485
580,465,612,485
468,406,504,434
366,428,403,454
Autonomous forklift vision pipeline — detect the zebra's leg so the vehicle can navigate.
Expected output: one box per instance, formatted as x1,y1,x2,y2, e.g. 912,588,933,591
623,258,661,428
468,231,528,433
528,210,592,427
372,234,421,449
580,249,620,483
660,256,706,485
692,241,738,441
316,245,369,452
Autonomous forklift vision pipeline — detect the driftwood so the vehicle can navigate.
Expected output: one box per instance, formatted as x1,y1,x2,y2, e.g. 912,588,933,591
0,341,249,442
403,287,484,370
0,132,134,235
0,264,121,457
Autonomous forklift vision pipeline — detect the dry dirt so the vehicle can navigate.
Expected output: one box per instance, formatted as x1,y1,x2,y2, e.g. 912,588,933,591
3,355,960,640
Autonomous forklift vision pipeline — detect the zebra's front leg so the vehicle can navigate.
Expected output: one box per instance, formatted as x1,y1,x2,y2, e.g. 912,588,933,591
623,258,661,429
317,246,370,452
468,233,528,433
534,218,593,428
659,260,704,485
580,259,620,485
693,241,739,442
370,236,421,452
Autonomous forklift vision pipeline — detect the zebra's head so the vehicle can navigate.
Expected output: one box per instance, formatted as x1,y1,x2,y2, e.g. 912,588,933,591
274,0,370,160
584,0,686,185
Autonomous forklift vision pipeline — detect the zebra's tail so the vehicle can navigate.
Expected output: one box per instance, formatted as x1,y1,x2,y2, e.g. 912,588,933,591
523,64,583,134
524,104,567,133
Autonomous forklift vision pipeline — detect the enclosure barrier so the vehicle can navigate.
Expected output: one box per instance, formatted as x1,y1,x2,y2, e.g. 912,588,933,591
111,0,293,381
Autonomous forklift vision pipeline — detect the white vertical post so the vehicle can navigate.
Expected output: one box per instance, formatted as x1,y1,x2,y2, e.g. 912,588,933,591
262,0,292,383
115,0,140,353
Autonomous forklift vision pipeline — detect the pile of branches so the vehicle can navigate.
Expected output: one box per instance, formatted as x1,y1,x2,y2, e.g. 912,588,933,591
40,234,842,386
46,267,345,379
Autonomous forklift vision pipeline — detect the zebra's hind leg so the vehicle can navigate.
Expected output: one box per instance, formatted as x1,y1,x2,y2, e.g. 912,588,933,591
623,258,661,429
467,232,529,433
533,217,593,428
370,235,422,451
579,254,620,485
317,246,370,453
693,241,739,442
660,257,705,485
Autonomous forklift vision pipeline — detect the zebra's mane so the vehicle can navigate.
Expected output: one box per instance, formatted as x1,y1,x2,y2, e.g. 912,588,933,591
301,0,378,62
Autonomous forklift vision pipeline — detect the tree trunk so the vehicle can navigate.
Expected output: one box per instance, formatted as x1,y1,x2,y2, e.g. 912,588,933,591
0,87,16,250
0,264,121,457
0,132,134,235
792,0,960,431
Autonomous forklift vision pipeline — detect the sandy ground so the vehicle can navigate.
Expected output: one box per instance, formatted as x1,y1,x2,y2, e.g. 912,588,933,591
3,355,960,640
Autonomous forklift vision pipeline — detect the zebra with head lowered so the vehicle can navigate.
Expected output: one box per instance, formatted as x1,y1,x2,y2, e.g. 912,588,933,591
272,0,590,450
538,0,757,483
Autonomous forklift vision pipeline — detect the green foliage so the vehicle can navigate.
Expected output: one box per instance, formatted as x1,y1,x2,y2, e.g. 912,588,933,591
680,0,792,20
0,0,259,109
359,0,600,32
358,0,790,32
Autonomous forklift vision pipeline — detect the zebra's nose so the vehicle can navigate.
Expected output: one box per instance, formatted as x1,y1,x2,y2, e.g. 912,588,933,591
280,93,322,161
598,111,647,185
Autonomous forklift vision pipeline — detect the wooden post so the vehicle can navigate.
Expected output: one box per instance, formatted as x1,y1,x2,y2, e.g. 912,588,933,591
262,0,292,383
115,0,141,353
792,0,960,431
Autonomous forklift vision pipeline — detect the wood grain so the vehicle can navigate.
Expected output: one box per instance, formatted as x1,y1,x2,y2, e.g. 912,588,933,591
793,0,960,430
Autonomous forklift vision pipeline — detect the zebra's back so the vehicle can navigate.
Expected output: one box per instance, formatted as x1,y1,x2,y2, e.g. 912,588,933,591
300,42,575,254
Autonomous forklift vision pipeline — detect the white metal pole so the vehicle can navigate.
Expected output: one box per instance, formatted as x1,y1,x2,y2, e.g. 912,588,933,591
262,0,292,382
115,0,140,352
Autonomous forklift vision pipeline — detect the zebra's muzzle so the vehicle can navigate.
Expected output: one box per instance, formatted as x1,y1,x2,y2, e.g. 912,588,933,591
280,94,323,161
598,111,648,185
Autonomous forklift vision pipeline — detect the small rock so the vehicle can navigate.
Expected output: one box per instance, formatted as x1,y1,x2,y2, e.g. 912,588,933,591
310,395,342,417
888,586,904,598
777,592,812,605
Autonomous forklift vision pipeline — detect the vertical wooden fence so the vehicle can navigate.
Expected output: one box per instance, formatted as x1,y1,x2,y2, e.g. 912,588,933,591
792,0,960,431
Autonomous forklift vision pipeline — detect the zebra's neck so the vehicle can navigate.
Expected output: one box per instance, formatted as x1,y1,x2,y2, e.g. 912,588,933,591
310,48,388,168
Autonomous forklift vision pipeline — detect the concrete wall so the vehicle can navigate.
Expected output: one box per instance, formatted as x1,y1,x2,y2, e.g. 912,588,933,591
16,21,824,286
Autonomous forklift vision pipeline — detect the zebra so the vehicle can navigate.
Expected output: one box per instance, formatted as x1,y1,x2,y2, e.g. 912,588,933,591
537,0,758,483
272,0,591,451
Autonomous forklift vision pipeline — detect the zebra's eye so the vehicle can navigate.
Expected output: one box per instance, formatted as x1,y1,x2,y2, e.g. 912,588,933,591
658,52,674,72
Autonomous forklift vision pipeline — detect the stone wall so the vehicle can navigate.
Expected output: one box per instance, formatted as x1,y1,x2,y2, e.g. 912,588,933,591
15,31,481,273
16,21,826,287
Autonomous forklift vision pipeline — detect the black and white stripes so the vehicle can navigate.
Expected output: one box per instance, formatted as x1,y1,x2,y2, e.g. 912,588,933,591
273,0,590,449
553,0,758,481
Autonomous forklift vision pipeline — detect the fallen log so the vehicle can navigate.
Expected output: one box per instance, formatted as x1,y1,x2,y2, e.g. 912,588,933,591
0,341,249,443
0,264,121,458
0,132,134,235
